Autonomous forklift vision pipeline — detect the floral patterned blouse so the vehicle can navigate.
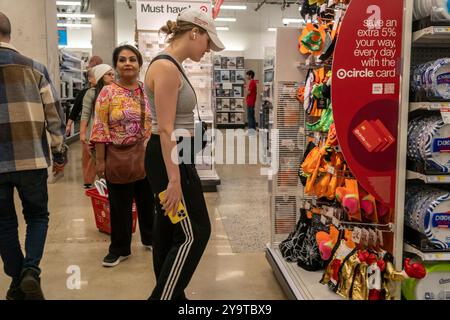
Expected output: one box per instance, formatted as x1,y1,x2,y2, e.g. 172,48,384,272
90,82,151,146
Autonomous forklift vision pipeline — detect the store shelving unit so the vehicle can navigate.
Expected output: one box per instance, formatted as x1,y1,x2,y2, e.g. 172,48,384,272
404,243,450,262
267,2,434,300
402,1,450,274
266,247,340,300
213,55,246,129
266,27,326,300
409,102,450,112
260,48,275,164
412,26,450,47
59,50,84,143
407,170,450,183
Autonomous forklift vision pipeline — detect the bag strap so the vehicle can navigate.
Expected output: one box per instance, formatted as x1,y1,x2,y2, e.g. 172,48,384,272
150,54,202,122
137,83,146,128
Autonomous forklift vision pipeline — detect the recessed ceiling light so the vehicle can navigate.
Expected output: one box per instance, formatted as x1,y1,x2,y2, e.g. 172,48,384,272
56,1,82,5
221,5,247,10
217,27,230,31
282,18,305,24
215,17,237,22
57,13,96,18
57,23,92,28
268,28,277,32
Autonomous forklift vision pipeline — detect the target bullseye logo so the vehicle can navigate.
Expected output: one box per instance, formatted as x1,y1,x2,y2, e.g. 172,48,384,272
200,5,208,13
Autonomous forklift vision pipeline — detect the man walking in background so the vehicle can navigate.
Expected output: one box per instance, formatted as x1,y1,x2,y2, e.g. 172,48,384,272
0,12,67,300
246,70,257,133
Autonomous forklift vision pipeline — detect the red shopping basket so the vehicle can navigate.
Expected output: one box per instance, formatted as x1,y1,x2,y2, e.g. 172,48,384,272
85,188,138,234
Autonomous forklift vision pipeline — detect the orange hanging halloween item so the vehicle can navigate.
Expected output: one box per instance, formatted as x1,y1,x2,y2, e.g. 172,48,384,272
336,179,362,222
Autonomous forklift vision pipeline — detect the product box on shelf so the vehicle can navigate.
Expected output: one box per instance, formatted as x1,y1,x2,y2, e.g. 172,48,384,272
220,113,229,124
402,262,450,300
222,99,230,111
236,57,245,69
232,84,244,97
236,99,244,111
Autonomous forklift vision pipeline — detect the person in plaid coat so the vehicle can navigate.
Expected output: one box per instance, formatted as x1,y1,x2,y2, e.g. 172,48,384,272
0,12,67,300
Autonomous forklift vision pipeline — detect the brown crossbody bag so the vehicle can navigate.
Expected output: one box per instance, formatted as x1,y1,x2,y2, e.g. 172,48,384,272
105,85,146,184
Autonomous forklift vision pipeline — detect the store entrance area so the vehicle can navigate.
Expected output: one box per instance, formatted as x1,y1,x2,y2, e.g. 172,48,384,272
0,141,285,300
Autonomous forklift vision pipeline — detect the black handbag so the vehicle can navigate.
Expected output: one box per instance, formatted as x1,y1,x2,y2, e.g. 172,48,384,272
150,55,208,151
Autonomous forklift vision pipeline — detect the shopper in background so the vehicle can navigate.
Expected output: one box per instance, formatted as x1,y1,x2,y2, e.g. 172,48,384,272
90,45,154,267
144,8,224,300
64,68,97,189
246,70,257,133
79,64,114,189
65,69,96,137
0,12,67,300
65,53,105,137
88,55,103,69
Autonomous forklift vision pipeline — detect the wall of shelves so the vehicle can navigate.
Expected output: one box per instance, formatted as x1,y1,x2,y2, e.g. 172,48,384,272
403,4,450,264
213,55,246,128
59,50,84,141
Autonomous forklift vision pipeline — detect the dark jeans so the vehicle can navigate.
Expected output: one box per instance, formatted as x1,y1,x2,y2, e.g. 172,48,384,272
106,178,154,256
0,169,49,285
247,106,256,130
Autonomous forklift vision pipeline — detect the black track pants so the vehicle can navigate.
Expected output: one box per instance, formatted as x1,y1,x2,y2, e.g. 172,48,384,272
145,134,211,300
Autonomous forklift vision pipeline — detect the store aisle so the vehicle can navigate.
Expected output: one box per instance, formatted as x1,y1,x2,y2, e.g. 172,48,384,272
0,141,285,300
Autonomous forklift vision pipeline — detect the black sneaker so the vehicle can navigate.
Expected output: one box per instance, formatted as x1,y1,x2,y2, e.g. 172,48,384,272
102,253,130,267
142,243,153,251
6,282,25,300
20,269,45,300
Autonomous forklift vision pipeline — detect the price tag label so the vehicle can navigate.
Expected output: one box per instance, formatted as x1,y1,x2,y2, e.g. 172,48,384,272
305,202,311,210
223,83,233,90
377,229,384,246
299,127,305,135
332,217,340,227
322,207,332,218
327,166,335,175
369,229,377,247
440,107,450,124
352,227,362,244
361,228,370,247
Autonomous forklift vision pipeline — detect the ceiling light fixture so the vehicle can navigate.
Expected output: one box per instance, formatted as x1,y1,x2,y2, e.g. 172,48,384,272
220,5,247,10
57,23,92,28
215,17,237,22
282,18,305,24
216,27,230,31
57,13,95,18
56,1,82,5
268,28,277,32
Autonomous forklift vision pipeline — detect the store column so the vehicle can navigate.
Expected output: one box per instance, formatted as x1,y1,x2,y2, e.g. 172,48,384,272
0,0,59,89
91,0,117,64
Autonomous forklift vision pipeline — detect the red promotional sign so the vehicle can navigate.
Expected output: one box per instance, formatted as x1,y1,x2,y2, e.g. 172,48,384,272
332,0,404,208
212,0,224,19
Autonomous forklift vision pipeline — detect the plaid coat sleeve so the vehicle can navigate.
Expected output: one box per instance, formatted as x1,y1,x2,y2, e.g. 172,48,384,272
35,62,66,155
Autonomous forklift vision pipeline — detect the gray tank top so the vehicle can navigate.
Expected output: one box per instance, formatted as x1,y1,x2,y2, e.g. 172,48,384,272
145,52,197,135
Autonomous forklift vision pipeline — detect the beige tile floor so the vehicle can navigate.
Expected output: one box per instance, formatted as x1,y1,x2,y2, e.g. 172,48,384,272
0,141,286,300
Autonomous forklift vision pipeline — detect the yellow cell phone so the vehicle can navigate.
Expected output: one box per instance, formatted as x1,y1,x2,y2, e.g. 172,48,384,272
158,190,188,224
